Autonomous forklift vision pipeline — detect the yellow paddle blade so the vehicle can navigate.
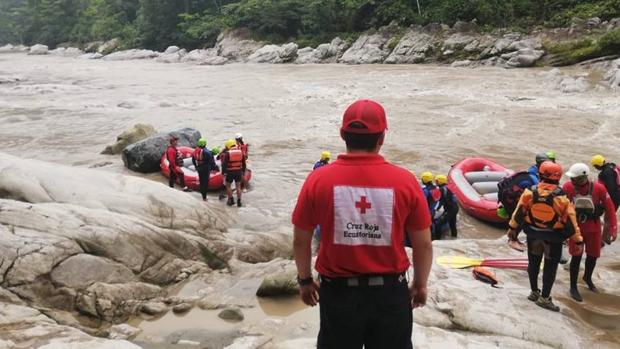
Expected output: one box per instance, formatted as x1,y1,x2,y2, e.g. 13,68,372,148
436,256,484,269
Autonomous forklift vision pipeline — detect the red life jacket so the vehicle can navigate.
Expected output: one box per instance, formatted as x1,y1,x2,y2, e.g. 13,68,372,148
193,147,204,165
167,146,183,167
227,148,244,171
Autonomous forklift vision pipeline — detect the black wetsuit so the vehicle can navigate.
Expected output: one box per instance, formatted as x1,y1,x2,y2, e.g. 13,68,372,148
598,162,620,210
436,185,459,238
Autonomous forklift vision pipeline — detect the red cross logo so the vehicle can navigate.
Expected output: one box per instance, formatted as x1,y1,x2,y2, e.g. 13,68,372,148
355,196,372,214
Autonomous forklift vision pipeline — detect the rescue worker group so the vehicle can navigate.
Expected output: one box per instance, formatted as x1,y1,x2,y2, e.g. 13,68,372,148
166,133,248,206
165,109,619,314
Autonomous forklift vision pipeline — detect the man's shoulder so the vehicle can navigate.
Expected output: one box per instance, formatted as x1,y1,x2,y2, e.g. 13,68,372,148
593,181,609,193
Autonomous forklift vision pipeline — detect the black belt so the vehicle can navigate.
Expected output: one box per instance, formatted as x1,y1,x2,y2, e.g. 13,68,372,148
319,273,407,287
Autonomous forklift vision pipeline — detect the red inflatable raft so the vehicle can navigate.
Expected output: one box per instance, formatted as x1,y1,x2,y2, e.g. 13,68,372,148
447,157,513,223
160,146,252,191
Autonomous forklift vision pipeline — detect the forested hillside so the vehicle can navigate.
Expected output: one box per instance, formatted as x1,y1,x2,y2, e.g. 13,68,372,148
1,0,619,50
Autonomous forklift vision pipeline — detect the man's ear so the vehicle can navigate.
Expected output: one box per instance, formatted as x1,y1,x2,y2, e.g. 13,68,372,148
378,132,385,146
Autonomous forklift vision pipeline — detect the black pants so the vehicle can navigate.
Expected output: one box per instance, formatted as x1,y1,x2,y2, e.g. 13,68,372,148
527,237,562,298
197,170,210,199
169,169,185,188
317,277,413,349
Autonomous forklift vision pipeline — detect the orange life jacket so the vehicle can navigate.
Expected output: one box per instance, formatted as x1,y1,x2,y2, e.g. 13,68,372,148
227,148,244,171
526,186,564,230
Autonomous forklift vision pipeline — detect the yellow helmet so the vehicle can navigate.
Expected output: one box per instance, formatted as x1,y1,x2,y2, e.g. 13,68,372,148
321,151,331,161
225,139,236,149
421,171,434,184
591,154,605,167
435,174,448,185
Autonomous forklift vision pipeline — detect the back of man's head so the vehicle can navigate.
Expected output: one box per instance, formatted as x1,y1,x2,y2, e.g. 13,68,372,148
340,99,387,152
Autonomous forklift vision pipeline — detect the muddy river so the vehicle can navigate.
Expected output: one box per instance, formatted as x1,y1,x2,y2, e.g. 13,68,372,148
1,54,619,347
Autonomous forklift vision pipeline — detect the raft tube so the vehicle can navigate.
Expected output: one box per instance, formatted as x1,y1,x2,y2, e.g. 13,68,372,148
160,146,252,191
447,157,512,223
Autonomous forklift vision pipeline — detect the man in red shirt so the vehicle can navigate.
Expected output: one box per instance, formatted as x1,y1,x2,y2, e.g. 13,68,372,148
563,163,617,301
292,99,433,349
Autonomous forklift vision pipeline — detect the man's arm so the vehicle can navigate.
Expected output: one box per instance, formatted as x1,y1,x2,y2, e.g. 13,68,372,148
406,227,432,308
293,226,319,306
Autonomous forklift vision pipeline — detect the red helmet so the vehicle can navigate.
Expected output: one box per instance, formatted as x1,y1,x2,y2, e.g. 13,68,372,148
539,161,562,181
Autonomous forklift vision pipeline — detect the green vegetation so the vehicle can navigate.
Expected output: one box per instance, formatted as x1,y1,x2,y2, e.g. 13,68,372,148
546,28,620,66
0,0,619,50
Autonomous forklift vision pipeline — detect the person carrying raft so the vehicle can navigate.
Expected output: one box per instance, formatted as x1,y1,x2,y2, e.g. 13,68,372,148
507,161,583,312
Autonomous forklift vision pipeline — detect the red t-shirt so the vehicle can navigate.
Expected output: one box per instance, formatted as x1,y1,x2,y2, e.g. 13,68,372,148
291,153,431,277
562,181,617,234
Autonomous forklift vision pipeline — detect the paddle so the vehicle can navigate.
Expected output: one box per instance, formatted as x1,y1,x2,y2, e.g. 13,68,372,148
436,256,528,270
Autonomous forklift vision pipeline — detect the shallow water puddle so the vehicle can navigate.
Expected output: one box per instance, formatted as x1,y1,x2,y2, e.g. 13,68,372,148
560,291,620,346
129,296,316,348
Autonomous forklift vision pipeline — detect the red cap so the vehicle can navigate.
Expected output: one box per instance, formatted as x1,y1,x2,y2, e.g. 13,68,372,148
341,99,388,134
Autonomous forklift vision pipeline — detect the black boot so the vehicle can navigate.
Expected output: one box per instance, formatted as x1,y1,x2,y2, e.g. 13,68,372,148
227,197,235,206
569,256,583,301
583,256,598,292
237,198,242,207
570,288,583,302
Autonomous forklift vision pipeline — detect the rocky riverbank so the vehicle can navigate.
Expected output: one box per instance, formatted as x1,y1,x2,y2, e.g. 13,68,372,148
1,18,619,92
1,151,618,348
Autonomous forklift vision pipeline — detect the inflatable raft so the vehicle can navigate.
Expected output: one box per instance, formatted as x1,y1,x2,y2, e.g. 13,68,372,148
160,146,252,191
447,157,512,223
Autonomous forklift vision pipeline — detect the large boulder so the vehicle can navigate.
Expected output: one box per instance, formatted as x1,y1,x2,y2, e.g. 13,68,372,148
607,18,620,31
605,58,620,91
181,48,218,63
481,33,521,58
295,37,349,64
443,33,476,50
385,28,436,64
28,44,49,55
215,29,264,61
294,47,315,64
103,50,160,61
248,43,298,63
84,41,104,53
97,38,121,55
156,47,188,63
0,44,15,53
462,35,496,54
340,24,399,64
101,123,156,155
121,128,201,173
255,266,298,297
502,48,545,68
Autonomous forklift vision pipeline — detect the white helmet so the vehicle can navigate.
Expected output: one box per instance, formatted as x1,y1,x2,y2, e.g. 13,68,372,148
235,133,243,140
565,163,590,178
